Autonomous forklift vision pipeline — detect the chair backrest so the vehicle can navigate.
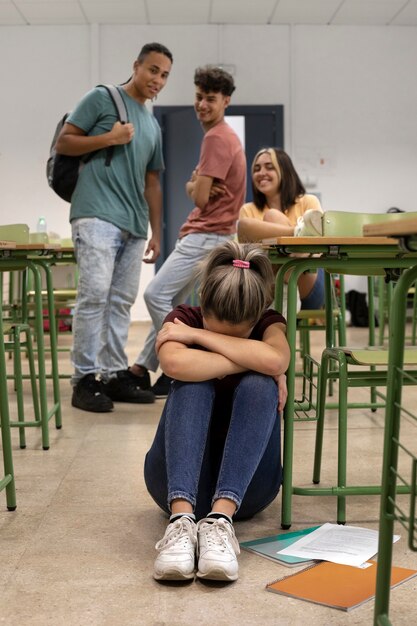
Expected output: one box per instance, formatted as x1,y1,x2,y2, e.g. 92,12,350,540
0,223,29,244
29,232,49,244
322,210,417,237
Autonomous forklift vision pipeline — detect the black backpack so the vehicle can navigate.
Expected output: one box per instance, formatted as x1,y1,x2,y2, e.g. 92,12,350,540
46,84,128,202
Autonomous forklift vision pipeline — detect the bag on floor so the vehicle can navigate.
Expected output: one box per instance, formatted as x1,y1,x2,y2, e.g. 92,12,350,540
345,290,378,328
46,84,128,202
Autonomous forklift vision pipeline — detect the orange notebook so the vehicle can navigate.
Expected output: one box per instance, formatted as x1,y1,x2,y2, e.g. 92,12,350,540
266,560,417,611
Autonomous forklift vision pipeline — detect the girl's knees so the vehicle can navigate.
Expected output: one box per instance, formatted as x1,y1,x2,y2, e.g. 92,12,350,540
238,372,275,393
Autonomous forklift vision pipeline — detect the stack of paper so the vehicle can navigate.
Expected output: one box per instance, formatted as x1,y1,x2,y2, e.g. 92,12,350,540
240,525,320,567
277,522,400,567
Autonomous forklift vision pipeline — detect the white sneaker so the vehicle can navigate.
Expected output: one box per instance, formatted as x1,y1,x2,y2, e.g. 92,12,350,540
294,209,323,237
196,517,240,581
154,516,197,581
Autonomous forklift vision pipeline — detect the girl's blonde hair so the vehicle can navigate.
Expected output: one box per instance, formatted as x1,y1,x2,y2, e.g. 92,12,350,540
199,241,274,325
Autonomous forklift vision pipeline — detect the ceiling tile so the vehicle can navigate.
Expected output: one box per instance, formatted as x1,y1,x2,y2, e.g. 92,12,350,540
210,0,277,24
332,0,407,25
81,1,147,24
271,0,341,25
0,2,26,25
15,1,86,24
146,0,210,24
0,0,416,26
391,0,417,25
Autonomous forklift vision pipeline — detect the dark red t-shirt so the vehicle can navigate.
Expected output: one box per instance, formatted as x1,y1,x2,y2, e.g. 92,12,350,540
164,305,286,397
163,305,286,452
165,304,286,448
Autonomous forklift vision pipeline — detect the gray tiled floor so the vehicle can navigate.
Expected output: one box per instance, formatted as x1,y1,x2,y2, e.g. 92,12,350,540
1,322,416,625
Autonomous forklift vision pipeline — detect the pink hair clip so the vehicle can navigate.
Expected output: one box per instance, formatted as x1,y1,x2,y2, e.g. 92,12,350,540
232,259,250,269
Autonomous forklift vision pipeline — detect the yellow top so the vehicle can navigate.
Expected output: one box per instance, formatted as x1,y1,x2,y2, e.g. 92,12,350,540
239,193,322,226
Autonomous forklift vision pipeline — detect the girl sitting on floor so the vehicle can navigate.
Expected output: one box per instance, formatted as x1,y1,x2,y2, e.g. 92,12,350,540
144,240,290,582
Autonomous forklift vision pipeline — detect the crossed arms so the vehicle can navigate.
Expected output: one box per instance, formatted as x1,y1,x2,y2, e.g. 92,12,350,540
156,318,290,411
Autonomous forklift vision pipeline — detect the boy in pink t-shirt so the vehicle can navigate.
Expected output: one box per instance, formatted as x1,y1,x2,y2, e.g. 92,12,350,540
127,66,247,400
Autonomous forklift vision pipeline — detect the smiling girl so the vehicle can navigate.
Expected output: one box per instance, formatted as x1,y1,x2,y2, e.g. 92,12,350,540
238,147,324,310
144,240,290,582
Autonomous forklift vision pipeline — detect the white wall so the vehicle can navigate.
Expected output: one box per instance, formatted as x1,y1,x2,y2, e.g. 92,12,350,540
1,23,416,316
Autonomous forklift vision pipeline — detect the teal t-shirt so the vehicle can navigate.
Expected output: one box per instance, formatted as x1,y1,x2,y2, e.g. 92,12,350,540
67,86,164,238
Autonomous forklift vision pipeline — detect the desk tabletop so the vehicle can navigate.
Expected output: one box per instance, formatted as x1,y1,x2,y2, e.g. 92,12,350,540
363,216,417,238
16,243,61,250
0,240,17,249
262,235,398,246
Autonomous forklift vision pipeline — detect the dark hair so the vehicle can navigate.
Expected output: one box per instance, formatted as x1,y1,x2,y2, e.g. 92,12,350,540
194,65,235,96
137,42,173,64
199,241,274,325
251,148,306,211
386,207,404,213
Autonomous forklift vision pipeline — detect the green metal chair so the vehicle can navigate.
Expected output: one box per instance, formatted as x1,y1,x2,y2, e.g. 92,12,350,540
0,224,60,450
26,235,76,379
376,276,417,346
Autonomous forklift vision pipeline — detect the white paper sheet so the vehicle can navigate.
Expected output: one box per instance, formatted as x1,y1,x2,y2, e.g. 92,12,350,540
278,523,400,567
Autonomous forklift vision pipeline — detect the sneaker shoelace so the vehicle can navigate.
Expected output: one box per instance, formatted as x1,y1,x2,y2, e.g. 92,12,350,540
198,519,240,555
155,518,197,552
120,370,146,392
83,376,106,397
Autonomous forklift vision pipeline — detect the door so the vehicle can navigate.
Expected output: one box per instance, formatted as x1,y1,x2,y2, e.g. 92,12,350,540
154,105,284,264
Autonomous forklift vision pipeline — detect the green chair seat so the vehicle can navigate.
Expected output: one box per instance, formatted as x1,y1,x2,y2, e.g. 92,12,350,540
345,347,417,366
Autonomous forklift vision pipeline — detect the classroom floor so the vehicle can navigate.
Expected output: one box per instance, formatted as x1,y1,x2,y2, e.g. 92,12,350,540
1,321,416,626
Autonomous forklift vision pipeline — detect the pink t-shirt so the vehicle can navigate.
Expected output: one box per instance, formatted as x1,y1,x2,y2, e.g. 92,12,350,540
179,121,246,238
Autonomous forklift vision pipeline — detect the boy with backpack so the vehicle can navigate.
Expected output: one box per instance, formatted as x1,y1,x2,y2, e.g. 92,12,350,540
55,42,173,412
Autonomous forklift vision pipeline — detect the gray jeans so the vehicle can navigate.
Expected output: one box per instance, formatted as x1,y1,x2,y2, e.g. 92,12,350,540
136,232,233,372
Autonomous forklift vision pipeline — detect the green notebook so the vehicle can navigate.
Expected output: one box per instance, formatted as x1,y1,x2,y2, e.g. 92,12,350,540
240,526,320,567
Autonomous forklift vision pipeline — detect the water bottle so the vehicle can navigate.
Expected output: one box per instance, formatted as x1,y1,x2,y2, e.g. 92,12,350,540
37,216,47,233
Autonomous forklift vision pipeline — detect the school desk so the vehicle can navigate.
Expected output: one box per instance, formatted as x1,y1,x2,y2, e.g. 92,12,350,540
264,235,417,531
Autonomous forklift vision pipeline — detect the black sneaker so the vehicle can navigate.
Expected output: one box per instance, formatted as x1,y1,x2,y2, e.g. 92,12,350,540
128,367,152,391
72,373,114,413
151,373,173,399
105,370,155,403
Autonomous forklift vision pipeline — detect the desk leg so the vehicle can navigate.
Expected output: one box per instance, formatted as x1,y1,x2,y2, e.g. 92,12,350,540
280,268,303,529
280,259,334,529
29,263,50,450
324,270,335,348
37,260,62,429
0,315,17,510
374,264,417,625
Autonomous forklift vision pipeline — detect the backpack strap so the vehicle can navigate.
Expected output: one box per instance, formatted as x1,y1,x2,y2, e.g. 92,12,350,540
100,84,129,124
96,84,129,166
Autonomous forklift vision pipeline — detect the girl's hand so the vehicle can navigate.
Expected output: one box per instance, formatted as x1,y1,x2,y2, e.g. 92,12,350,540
155,318,196,353
274,373,288,413
263,208,293,227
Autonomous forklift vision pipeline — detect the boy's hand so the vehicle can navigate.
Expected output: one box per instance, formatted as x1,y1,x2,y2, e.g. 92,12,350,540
110,121,135,144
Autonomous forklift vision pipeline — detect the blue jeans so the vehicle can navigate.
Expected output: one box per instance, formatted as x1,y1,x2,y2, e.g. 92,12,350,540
135,233,233,372
300,267,325,310
71,217,145,383
144,374,282,520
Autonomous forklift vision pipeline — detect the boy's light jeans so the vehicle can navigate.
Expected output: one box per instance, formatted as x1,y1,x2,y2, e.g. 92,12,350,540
71,217,145,384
